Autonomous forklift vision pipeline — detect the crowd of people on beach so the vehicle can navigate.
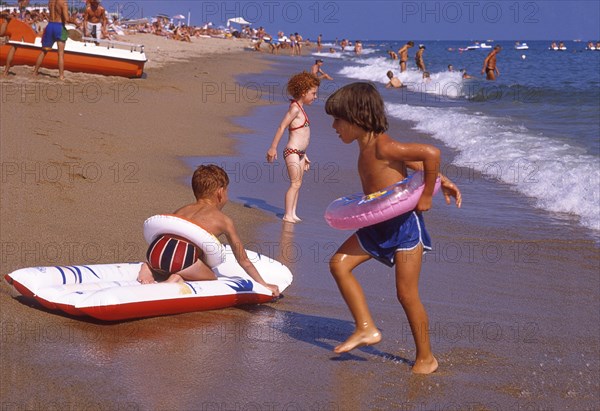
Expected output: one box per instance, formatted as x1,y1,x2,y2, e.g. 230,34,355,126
0,0,315,47
0,0,315,78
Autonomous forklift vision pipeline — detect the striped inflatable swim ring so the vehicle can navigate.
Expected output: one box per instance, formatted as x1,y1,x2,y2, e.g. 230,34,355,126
143,215,226,268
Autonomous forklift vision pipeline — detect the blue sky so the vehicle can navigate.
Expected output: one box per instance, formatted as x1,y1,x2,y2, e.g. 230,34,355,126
97,0,599,41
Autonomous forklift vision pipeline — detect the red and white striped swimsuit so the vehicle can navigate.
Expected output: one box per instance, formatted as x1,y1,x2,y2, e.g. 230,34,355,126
146,234,200,275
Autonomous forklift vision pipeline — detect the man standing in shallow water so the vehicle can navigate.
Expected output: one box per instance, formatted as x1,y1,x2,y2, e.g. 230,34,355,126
397,41,414,73
33,0,69,80
482,45,501,80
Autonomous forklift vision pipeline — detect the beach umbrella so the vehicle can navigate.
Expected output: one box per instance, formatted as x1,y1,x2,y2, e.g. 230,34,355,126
226,17,251,27
172,14,185,20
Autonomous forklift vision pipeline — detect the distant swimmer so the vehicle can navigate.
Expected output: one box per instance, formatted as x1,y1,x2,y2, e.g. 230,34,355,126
460,69,474,79
397,41,414,73
385,70,405,88
388,49,398,60
415,44,426,72
354,40,363,55
311,59,333,80
340,38,348,52
481,45,501,80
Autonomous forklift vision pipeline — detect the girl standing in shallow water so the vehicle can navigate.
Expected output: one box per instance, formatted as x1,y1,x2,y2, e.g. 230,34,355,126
267,72,320,223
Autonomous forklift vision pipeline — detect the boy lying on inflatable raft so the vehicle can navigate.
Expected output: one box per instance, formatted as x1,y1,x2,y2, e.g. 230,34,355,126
138,164,280,297
4,165,291,321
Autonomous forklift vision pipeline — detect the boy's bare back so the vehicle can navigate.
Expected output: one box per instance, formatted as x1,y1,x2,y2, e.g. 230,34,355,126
358,133,437,194
174,202,232,239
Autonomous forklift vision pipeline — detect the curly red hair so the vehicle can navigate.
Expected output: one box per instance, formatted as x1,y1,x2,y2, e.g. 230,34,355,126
287,72,320,100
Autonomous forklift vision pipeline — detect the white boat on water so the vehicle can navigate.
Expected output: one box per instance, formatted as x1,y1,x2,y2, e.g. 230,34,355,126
466,42,493,50
515,42,529,50
549,42,567,51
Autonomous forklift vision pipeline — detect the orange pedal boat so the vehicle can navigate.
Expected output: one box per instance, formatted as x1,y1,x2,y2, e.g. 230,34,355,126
1,18,147,78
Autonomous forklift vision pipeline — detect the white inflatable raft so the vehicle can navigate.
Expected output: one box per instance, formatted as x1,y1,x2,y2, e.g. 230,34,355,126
5,245,292,321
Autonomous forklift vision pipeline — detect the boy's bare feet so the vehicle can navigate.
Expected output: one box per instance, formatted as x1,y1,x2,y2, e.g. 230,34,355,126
282,216,298,223
334,329,382,353
137,264,156,284
412,356,438,374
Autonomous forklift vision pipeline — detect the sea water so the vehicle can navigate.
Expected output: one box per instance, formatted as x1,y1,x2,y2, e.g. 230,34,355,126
187,39,599,241
313,40,600,235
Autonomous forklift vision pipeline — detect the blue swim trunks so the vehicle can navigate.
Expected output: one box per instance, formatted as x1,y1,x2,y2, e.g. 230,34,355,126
41,22,68,49
356,211,432,267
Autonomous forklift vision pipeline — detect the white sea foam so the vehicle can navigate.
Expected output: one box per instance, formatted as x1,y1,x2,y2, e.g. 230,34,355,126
328,45,599,234
338,59,467,98
385,103,600,232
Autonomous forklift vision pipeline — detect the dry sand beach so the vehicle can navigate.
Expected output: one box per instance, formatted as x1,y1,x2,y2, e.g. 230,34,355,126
0,35,278,408
1,34,599,410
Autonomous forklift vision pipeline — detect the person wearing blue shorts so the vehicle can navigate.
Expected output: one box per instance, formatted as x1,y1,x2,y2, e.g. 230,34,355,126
41,21,69,49
356,211,432,267
33,0,69,80
324,82,462,374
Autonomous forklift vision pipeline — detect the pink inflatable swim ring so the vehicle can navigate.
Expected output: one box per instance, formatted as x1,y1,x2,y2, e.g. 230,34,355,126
325,171,441,230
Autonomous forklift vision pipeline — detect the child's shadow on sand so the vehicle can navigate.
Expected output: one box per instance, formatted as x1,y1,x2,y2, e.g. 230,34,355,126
240,305,412,365
238,196,285,218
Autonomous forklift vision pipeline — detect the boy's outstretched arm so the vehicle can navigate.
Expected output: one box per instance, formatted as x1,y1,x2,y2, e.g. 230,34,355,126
406,161,462,208
222,216,281,297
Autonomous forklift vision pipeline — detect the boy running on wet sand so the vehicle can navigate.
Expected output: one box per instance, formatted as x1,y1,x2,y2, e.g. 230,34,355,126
137,164,280,297
266,72,320,223
325,82,462,374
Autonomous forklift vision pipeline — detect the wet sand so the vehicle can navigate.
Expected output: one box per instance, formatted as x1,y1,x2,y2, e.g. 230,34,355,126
185,57,600,409
1,36,599,410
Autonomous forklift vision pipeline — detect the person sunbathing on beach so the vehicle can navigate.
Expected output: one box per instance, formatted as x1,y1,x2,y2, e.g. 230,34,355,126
324,82,461,374
266,72,320,223
137,164,280,297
